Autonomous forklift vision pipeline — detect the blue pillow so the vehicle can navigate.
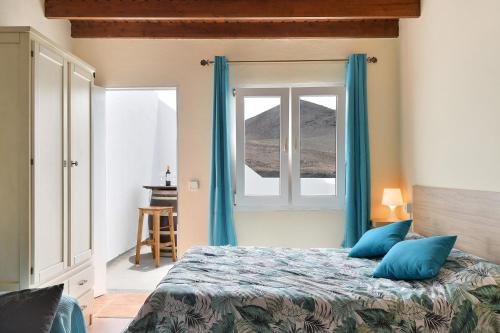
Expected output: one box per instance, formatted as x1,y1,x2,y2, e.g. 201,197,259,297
348,220,412,258
373,235,457,280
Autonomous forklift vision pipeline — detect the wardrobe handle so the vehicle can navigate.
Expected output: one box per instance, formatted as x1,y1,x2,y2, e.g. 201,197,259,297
71,161,79,167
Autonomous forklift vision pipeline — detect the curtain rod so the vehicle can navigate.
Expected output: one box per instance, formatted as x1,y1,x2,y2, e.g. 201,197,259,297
200,56,377,66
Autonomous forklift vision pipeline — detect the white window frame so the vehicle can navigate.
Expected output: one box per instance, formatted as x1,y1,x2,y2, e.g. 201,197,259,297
234,86,345,210
235,88,289,208
290,87,345,209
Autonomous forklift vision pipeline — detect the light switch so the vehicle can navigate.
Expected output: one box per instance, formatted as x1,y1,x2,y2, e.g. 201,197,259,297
189,180,200,191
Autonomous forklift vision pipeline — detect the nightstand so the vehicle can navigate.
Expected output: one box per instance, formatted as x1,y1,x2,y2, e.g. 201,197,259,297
371,218,405,228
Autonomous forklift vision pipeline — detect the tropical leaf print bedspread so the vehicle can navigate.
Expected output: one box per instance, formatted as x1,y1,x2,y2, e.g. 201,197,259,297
126,246,499,333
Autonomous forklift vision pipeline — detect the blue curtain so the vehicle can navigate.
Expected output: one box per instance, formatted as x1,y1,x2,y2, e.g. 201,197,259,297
209,56,237,246
343,54,371,248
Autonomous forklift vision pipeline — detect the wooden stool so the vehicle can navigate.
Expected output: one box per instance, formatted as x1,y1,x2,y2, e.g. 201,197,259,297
135,207,177,267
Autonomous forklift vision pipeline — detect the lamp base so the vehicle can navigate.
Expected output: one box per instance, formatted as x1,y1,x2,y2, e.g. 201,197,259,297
386,207,399,221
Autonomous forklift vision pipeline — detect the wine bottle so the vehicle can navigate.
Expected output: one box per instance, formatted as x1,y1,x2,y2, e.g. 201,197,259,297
165,165,171,186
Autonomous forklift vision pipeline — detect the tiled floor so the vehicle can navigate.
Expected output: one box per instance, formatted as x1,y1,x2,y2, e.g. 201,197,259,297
89,244,175,332
88,318,132,333
94,293,149,318
89,293,149,333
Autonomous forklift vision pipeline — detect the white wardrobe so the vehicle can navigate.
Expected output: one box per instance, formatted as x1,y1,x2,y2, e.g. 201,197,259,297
0,27,94,324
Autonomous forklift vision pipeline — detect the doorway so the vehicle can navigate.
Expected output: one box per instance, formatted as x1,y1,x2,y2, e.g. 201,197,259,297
104,88,178,291
91,88,178,327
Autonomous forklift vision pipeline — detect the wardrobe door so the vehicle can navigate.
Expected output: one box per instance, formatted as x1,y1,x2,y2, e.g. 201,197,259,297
69,63,93,266
32,42,67,284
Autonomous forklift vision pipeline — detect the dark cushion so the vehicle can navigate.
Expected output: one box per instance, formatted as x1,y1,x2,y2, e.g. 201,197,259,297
0,284,64,333
348,220,412,258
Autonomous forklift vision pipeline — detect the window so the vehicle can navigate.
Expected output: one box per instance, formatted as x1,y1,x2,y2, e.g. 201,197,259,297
235,88,289,207
235,86,345,209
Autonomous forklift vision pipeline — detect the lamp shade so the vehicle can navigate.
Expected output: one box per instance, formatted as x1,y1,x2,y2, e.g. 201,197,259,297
382,188,404,207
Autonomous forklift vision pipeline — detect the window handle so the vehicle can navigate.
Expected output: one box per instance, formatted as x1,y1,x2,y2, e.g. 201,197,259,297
283,137,288,152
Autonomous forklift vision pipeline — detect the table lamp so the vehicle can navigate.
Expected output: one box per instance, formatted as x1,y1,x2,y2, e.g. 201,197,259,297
382,188,404,220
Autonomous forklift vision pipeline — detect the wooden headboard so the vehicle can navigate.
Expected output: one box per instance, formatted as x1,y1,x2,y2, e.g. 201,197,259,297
413,185,500,264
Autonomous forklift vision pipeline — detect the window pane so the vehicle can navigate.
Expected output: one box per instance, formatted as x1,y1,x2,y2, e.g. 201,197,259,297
244,96,281,196
299,96,337,196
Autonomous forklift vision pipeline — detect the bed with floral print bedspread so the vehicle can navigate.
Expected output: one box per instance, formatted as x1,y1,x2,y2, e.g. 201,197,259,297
126,246,499,333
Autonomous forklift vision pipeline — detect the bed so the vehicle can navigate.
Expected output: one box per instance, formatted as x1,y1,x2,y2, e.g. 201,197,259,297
126,186,500,332
126,245,498,332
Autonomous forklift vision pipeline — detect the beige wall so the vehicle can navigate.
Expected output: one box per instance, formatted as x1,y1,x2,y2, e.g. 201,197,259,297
400,0,500,200
3,0,496,259
0,0,72,51
73,38,401,253
0,0,402,253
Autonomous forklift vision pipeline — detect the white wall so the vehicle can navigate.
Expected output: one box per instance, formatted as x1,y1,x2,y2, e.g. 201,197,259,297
0,0,72,51
73,38,401,253
400,0,500,199
105,90,177,260
152,91,178,186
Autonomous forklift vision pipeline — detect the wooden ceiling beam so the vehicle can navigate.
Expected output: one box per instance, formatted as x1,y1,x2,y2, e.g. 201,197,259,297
47,0,420,19
70,20,399,39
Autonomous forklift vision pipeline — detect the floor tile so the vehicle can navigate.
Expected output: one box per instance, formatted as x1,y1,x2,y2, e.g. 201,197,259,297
94,293,149,318
88,318,131,333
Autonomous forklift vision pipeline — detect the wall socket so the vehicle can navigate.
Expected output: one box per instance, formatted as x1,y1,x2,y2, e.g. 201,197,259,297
404,203,413,215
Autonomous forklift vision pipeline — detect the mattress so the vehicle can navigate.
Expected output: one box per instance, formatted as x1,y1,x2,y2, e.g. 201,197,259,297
126,246,499,332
